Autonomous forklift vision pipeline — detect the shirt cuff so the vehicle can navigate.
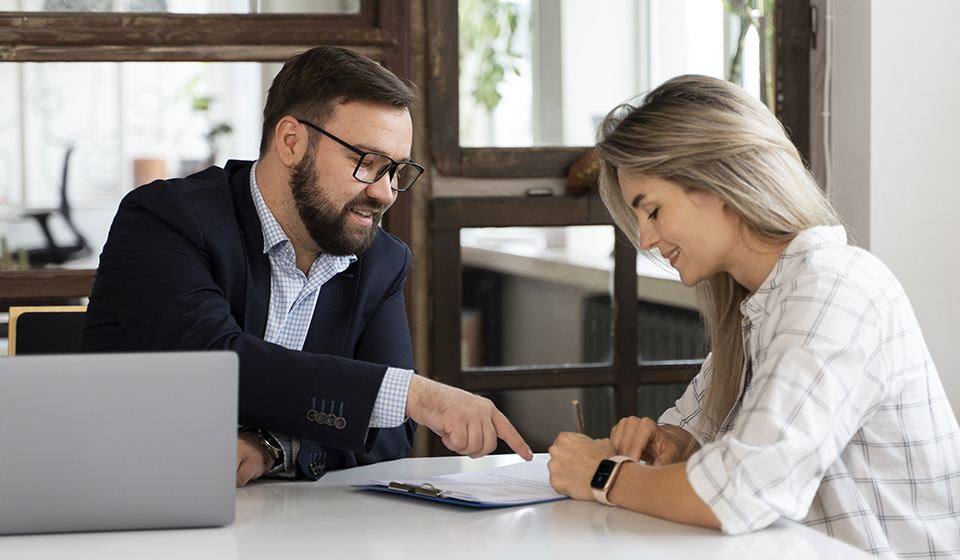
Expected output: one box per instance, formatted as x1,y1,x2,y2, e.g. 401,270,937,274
368,367,413,429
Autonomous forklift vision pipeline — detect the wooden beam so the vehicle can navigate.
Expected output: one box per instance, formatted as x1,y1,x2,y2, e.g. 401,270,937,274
0,269,95,301
775,0,812,162
429,227,463,386
462,368,617,391
425,0,460,175
0,13,390,47
432,195,611,230
0,45,391,62
613,230,640,418
460,147,588,178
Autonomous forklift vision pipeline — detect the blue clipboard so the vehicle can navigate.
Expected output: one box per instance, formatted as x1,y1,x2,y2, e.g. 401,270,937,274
352,481,568,509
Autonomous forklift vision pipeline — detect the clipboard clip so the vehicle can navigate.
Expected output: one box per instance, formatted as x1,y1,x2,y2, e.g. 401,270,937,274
387,481,447,498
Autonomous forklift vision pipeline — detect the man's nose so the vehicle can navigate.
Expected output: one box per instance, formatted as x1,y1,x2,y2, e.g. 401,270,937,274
365,171,395,205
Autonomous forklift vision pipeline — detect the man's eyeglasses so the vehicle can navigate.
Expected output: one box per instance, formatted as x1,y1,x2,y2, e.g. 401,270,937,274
296,118,423,192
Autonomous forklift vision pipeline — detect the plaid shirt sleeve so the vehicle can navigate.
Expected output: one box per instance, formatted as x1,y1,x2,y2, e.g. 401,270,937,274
659,353,714,446
686,272,888,535
368,367,414,428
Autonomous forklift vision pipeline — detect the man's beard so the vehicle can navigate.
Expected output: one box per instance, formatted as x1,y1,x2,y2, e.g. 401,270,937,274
289,151,386,256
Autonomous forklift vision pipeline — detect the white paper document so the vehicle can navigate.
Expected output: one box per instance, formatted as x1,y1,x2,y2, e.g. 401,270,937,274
359,457,566,507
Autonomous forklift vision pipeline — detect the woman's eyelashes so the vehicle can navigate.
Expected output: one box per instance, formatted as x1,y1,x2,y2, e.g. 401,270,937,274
647,208,659,220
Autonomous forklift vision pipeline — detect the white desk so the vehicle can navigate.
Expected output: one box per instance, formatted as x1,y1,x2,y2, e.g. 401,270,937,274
0,455,871,559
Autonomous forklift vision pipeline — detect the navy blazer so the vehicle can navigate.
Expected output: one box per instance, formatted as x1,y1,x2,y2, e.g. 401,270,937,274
82,160,416,479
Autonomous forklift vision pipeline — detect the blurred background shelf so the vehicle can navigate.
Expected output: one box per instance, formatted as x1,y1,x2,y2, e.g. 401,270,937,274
0,268,96,304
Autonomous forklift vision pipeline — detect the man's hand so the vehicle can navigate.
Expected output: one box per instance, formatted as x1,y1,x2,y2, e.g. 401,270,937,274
547,432,616,501
406,375,533,460
609,416,696,465
236,432,274,487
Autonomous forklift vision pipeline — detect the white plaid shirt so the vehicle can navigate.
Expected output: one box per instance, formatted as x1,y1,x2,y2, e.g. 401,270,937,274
249,162,413,477
660,226,960,558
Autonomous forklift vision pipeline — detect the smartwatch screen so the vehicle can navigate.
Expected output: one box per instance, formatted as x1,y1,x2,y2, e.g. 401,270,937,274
590,459,617,489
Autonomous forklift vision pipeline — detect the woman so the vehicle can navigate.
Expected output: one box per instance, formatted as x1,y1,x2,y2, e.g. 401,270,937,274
547,75,960,559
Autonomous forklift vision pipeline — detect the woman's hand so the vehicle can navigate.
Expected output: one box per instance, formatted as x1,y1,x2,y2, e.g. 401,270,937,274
547,432,616,501
610,416,693,465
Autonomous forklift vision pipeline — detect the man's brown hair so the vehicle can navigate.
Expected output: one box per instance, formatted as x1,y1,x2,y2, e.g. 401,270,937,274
259,46,415,157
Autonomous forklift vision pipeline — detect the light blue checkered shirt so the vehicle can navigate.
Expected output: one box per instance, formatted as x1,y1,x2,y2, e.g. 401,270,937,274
249,161,413,477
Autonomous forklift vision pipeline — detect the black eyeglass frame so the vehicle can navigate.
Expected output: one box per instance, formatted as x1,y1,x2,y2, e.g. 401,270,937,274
296,118,424,192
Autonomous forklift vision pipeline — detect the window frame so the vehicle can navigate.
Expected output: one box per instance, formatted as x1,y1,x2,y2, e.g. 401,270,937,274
426,0,813,178
0,3,403,63
429,196,702,443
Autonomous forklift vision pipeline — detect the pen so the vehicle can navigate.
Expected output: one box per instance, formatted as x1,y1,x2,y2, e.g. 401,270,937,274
571,399,585,434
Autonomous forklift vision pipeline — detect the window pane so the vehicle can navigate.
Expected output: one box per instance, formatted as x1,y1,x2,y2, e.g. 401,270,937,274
458,0,774,147
0,0,360,14
461,225,615,369
487,387,615,451
635,251,707,362
0,65,21,208
0,61,279,269
638,383,687,420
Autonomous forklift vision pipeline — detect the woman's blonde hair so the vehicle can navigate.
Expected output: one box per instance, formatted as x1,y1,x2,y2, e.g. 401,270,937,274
596,75,840,440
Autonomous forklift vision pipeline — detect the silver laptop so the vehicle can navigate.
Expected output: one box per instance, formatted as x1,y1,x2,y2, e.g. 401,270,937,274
0,352,238,535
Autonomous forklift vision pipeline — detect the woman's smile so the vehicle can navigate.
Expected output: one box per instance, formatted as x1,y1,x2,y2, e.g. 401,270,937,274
665,247,681,267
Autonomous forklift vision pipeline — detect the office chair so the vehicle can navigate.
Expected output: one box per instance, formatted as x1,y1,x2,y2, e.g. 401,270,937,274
22,145,93,267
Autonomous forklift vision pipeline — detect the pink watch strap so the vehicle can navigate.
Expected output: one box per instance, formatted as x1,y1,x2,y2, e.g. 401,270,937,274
593,455,635,506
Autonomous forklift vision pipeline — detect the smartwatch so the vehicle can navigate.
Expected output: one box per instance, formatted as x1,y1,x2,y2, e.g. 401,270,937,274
590,455,634,506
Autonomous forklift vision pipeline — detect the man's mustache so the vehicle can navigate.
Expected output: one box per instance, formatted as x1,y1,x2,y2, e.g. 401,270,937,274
343,195,388,221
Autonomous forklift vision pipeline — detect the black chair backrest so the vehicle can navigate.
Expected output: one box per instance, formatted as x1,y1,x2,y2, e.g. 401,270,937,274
8,307,87,356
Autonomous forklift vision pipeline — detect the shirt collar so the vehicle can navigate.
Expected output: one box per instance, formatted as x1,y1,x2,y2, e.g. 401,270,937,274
249,160,357,266
740,225,847,319
250,160,293,255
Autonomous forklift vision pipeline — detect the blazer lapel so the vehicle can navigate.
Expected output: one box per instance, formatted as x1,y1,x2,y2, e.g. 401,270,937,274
302,258,361,356
226,160,270,338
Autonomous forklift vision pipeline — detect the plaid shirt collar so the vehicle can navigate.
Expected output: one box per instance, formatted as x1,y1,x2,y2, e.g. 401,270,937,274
741,225,847,319
248,160,357,267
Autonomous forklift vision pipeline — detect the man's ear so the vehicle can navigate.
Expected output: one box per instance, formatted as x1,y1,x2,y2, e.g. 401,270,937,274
273,116,307,168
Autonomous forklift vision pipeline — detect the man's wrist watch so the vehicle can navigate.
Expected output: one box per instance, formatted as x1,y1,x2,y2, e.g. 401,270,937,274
255,429,282,467
590,455,634,506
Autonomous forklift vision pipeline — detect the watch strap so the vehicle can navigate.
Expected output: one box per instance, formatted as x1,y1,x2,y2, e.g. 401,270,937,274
593,455,634,506
255,429,283,466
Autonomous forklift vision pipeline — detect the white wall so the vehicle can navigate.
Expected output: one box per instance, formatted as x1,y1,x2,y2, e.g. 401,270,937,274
830,0,960,414
826,0,871,247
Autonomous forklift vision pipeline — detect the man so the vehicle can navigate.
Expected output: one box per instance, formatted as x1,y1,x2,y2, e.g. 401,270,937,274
82,46,532,486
